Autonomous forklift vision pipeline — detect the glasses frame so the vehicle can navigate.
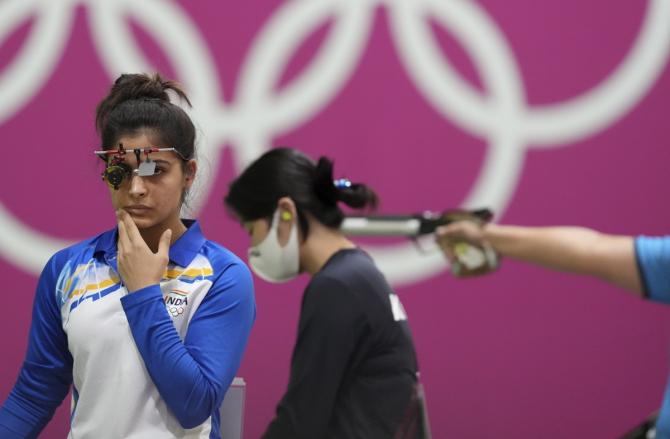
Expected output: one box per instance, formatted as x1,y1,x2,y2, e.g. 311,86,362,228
94,145,188,190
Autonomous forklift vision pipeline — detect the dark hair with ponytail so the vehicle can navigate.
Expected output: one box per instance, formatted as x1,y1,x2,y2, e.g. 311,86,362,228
225,148,378,237
95,73,196,164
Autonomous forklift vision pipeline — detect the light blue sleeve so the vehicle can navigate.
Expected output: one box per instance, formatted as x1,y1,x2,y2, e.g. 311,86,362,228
121,261,256,430
0,255,73,439
635,235,670,304
655,376,670,439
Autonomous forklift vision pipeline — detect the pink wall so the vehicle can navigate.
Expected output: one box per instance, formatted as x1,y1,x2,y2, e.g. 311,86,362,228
1,1,669,437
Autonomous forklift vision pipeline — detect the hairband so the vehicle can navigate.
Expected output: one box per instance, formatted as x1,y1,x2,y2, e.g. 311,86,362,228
333,178,352,189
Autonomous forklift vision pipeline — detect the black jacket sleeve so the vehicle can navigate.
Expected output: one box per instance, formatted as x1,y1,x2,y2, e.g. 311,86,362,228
262,275,366,439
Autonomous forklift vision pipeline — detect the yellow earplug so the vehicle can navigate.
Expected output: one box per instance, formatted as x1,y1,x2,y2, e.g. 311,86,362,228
281,211,292,221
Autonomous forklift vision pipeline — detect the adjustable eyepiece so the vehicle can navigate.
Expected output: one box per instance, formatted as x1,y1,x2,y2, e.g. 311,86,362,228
102,164,132,190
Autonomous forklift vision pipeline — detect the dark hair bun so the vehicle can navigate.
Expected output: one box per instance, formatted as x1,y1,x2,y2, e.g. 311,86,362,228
110,73,171,102
313,156,378,210
95,73,191,134
338,183,378,210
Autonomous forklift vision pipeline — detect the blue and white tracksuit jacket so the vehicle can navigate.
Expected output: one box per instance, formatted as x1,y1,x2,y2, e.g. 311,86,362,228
0,220,255,438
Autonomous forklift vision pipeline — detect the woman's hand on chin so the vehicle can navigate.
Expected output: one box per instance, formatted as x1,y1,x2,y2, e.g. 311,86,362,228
117,209,172,293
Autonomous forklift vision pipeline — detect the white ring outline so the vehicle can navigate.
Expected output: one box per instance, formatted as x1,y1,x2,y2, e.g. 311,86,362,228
0,0,75,125
0,0,667,285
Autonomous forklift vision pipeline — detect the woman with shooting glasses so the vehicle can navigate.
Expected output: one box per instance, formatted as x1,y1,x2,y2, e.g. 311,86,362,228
225,147,429,439
0,73,255,438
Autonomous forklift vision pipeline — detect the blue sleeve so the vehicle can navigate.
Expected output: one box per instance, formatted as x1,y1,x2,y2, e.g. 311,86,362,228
655,375,670,438
120,261,255,429
0,255,73,439
635,236,670,303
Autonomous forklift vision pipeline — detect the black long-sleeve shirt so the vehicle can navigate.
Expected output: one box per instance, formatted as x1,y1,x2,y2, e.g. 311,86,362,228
262,248,419,439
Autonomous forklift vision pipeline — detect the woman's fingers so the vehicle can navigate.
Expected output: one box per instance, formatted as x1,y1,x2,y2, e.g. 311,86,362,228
117,211,129,251
115,210,171,292
119,210,145,248
157,229,172,261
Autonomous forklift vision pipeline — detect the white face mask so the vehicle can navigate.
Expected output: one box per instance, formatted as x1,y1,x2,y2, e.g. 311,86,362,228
248,209,300,283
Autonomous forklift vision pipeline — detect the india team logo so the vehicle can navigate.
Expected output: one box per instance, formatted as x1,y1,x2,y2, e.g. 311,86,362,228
165,289,190,318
